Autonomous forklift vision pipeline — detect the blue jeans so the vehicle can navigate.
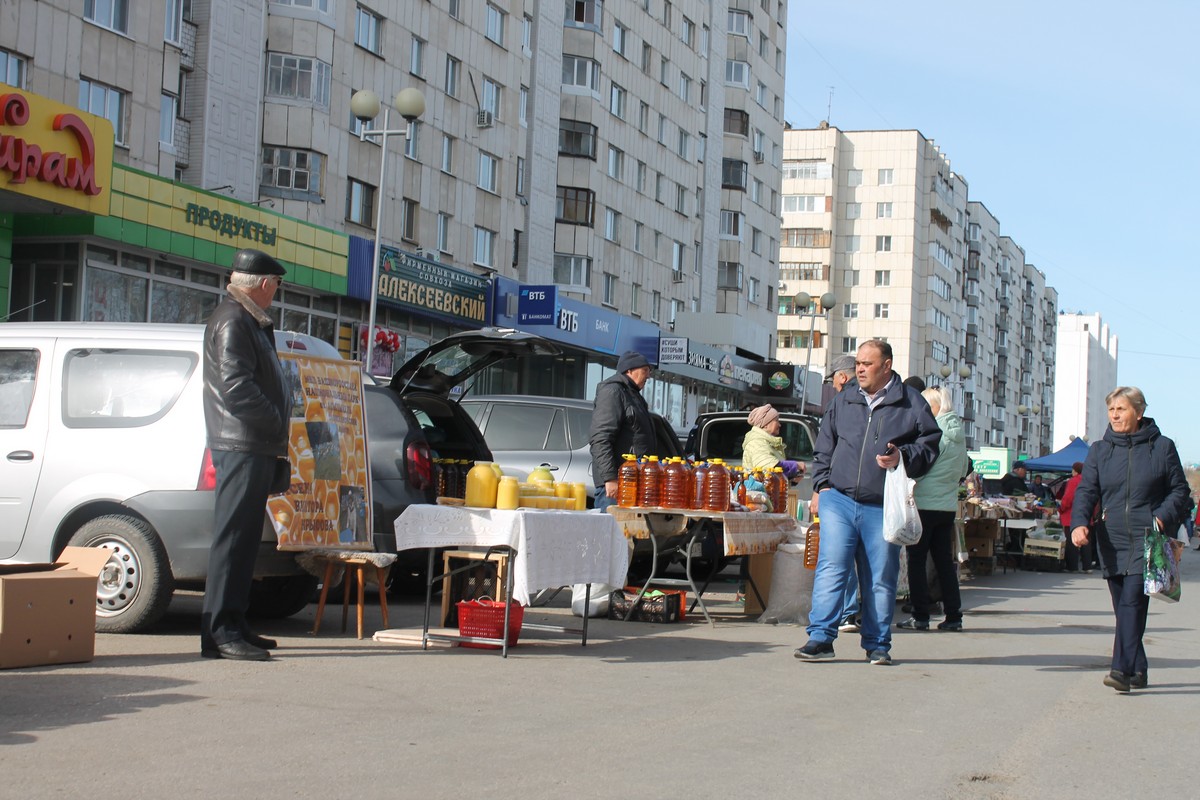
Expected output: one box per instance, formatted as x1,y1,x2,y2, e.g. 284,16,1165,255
594,486,617,512
806,488,901,652
840,570,860,622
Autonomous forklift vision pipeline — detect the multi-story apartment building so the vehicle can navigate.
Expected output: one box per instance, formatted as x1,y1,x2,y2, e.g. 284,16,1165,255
780,126,1057,454
1,0,788,427
1053,312,1118,450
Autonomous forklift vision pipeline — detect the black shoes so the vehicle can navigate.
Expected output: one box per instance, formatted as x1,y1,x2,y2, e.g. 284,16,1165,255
202,639,271,661
896,617,929,631
837,617,861,633
866,649,893,666
244,632,278,650
794,640,836,660
1103,670,1130,692
1130,672,1148,689
937,620,964,632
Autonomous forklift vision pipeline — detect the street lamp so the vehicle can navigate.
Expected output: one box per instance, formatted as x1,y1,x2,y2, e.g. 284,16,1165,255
351,87,426,375
795,290,837,410
938,364,972,413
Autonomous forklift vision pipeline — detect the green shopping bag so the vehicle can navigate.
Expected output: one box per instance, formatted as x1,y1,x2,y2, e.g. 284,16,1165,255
1144,525,1183,603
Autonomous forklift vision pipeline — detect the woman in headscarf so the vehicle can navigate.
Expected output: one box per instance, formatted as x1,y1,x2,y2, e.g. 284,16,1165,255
741,404,803,482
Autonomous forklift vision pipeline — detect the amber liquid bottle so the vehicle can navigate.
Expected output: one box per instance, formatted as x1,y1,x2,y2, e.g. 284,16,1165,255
803,515,820,569
638,455,664,508
661,458,688,510
691,461,708,510
617,454,640,508
704,460,730,512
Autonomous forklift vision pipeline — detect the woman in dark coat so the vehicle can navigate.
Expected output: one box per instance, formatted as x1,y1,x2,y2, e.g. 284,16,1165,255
1071,387,1190,692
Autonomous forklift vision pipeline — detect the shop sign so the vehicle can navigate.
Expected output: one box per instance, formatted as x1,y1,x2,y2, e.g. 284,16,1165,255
518,285,557,324
768,371,791,390
0,85,113,214
658,337,688,364
184,203,277,246
973,459,1001,477
659,339,764,392
375,246,489,325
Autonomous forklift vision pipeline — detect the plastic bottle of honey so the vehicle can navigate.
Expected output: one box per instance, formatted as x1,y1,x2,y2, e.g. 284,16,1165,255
495,476,520,510
804,515,821,569
704,459,730,512
638,455,664,508
617,454,640,507
691,461,708,510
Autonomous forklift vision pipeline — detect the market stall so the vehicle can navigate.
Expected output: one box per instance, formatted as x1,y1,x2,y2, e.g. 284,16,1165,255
959,495,1064,574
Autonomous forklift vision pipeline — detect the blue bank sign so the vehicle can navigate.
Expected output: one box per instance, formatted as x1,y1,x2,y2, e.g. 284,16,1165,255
517,285,557,325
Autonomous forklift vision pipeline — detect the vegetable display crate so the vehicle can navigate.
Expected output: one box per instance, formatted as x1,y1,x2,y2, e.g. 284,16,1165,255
1023,538,1066,559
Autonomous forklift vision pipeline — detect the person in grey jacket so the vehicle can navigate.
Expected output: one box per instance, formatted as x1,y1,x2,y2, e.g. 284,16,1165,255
795,340,941,665
897,386,969,632
1070,386,1190,692
200,249,289,662
588,350,654,510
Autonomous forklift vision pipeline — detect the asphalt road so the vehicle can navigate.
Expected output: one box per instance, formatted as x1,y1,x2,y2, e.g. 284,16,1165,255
2,563,1197,799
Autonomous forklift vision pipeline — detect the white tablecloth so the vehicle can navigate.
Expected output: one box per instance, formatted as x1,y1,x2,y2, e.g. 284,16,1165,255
394,506,629,605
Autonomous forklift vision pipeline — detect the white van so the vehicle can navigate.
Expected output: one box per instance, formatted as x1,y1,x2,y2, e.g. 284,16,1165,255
0,322,343,632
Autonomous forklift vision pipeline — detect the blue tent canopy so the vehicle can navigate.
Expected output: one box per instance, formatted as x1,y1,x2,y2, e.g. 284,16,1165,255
1020,437,1090,473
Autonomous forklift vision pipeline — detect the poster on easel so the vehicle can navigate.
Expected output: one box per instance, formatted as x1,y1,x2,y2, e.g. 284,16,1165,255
268,353,372,551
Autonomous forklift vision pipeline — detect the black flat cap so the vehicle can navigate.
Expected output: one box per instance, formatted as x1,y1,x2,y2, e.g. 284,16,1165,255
231,248,286,276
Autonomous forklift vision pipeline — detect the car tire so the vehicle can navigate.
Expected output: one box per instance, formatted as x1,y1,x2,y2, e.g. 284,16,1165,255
248,575,319,619
69,515,174,634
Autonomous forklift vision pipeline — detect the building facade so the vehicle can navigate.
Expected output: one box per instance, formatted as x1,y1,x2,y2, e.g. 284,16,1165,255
1053,311,1118,450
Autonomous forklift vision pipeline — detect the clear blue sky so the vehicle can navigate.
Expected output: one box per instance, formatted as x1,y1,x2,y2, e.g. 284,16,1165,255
784,1,1200,464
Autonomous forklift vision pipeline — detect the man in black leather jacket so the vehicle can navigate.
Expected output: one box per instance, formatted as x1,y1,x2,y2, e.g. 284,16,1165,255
588,351,654,510
200,248,289,661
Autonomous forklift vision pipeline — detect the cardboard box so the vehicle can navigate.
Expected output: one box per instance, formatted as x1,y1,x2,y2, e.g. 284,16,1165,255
0,547,109,670
744,553,774,615
964,518,1000,539
963,535,995,557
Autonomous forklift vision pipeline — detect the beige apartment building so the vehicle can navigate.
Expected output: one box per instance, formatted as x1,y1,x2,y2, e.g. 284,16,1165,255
779,126,1057,455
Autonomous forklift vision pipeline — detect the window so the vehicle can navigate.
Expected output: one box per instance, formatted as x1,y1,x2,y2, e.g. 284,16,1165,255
842,337,858,353
759,32,769,58
607,146,624,180
355,7,382,53
445,56,461,97
752,128,765,152
663,0,672,28
159,94,178,146
636,161,647,193
84,0,128,33
782,228,831,247
655,173,665,203
556,186,595,225
613,22,628,56
651,291,661,322
748,276,760,303
701,25,710,52
876,235,892,252
274,0,330,10
604,208,620,242
874,270,891,287
725,60,749,87
660,57,670,87
717,261,742,290
631,283,641,314
568,0,603,28
404,120,420,159
481,78,501,115
0,49,27,88
523,13,533,50
676,130,689,159
261,146,322,195
724,108,749,136
847,169,863,186
559,120,598,158
401,198,418,242
756,81,767,106
672,241,685,275
609,82,627,117
751,228,763,255
437,213,452,254
478,151,499,192
562,55,601,92
675,184,687,214
410,37,425,77
657,114,667,145
719,211,743,239
638,100,649,133
779,263,825,281
874,303,889,319
678,73,691,102
516,156,526,196
520,85,528,126
783,195,821,213
842,269,859,287
440,135,454,173
346,179,374,225
78,79,127,145
266,54,332,108
843,303,858,319
554,254,591,286
876,201,893,218
485,3,505,45
727,9,750,36
641,42,652,73
449,0,460,18
634,222,644,253
878,168,893,185
603,273,617,305
165,0,184,43
474,227,496,268
722,159,747,190
845,202,861,219
842,235,861,253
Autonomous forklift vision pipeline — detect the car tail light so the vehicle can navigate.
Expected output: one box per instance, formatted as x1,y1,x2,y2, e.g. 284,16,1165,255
407,441,434,491
197,448,217,491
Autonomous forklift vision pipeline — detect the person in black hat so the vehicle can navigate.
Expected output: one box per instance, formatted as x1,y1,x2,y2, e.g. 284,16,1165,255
200,248,289,661
588,350,654,511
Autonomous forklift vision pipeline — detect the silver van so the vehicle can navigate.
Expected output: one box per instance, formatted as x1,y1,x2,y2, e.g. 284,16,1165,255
0,322,342,632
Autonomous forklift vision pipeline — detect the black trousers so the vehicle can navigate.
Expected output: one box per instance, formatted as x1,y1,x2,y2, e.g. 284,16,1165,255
906,509,962,622
1107,572,1149,676
1064,535,1094,571
202,449,274,648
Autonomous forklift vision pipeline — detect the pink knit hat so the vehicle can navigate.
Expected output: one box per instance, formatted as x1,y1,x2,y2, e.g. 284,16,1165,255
747,404,780,429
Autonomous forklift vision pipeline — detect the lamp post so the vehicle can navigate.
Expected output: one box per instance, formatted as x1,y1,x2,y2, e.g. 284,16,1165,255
796,290,837,411
938,364,972,413
351,87,426,375
1016,403,1042,457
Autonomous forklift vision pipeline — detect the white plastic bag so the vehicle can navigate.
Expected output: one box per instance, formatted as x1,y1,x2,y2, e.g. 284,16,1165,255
883,459,923,546
571,582,615,617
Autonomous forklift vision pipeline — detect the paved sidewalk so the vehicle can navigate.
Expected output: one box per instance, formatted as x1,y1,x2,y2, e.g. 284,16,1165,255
1,566,1196,799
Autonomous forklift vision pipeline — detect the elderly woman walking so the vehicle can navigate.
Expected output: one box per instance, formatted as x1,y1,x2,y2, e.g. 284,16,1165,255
1070,387,1190,692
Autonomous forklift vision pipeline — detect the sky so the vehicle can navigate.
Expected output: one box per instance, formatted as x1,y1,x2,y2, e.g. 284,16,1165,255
783,1,1200,464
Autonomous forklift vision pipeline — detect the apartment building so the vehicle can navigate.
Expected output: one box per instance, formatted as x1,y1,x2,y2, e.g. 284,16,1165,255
2,0,787,424
1053,312,1118,450
779,126,1058,454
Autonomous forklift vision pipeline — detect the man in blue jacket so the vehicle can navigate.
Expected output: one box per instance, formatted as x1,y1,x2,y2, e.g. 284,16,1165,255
795,340,942,665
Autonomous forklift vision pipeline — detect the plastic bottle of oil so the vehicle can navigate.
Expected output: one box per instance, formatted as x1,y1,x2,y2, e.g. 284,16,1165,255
691,461,708,510
617,454,640,508
736,469,748,506
638,455,664,508
704,459,730,512
661,457,688,509
803,515,821,569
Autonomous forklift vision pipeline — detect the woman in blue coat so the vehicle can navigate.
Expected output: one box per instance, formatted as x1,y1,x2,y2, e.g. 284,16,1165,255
1070,387,1190,692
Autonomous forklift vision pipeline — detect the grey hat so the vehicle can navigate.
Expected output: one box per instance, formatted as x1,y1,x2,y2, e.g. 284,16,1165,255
830,355,856,375
616,351,650,373
231,248,286,276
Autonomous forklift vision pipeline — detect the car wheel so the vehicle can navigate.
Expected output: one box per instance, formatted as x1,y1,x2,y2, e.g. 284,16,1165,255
248,575,319,619
69,515,174,634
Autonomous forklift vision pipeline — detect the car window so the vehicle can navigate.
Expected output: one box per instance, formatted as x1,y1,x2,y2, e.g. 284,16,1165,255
566,407,592,449
0,349,38,428
545,410,568,449
482,403,554,450
702,420,750,460
459,401,487,426
780,421,814,460
63,348,197,428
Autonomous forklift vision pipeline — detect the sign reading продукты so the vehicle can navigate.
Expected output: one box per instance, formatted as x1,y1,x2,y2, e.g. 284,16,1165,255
518,285,557,325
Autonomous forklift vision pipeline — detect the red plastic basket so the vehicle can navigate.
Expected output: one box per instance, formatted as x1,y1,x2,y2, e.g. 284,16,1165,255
456,598,524,649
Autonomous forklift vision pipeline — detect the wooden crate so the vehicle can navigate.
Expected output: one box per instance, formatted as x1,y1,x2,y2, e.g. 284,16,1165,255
441,550,510,627
1023,538,1066,559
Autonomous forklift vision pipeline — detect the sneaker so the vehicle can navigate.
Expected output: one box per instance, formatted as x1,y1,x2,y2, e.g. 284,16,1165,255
1130,672,1148,689
896,617,929,631
1102,670,1131,692
837,617,861,633
794,640,836,660
937,620,964,632
866,649,893,666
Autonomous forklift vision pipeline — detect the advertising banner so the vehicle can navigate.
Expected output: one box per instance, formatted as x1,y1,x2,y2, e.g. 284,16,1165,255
518,285,557,324
268,354,372,550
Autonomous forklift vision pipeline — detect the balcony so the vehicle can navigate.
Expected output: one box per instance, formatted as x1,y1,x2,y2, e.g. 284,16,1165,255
998,293,1010,310
171,118,191,167
996,343,1008,357
181,21,198,71
992,418,1005,433
966,290,980,306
